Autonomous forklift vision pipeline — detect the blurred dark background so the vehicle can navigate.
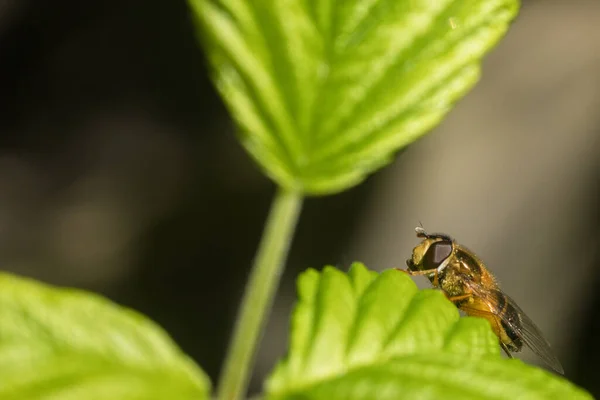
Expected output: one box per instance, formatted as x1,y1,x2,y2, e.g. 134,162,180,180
0,0,599,397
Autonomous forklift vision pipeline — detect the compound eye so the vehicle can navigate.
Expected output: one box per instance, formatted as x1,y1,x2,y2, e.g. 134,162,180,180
423,240,452,269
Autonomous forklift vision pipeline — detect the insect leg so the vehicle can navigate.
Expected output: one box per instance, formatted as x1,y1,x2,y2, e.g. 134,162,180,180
500,342,514,358
459,305,502,332
459,305,513,357
395,268,439,287
446,293,471,303
395,267,439,275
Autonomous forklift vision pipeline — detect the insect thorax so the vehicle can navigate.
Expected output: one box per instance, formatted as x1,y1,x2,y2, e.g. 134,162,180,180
437,268,465,297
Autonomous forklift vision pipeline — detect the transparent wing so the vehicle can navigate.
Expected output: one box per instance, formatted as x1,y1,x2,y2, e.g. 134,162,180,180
461,277,564,374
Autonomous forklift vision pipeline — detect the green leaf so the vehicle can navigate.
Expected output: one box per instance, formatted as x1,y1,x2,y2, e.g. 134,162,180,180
265,263,592,400
0,273,210,399
189,0,519,195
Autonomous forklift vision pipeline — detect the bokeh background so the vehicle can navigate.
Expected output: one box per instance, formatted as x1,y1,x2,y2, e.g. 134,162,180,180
1,0,599,397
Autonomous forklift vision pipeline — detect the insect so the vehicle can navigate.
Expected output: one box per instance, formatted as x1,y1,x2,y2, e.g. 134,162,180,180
399,226,564,374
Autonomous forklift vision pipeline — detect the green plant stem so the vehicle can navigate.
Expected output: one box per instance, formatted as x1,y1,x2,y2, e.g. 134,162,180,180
217,188,303,400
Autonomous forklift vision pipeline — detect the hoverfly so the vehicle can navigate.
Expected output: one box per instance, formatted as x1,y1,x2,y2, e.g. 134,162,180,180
399,227,564,374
